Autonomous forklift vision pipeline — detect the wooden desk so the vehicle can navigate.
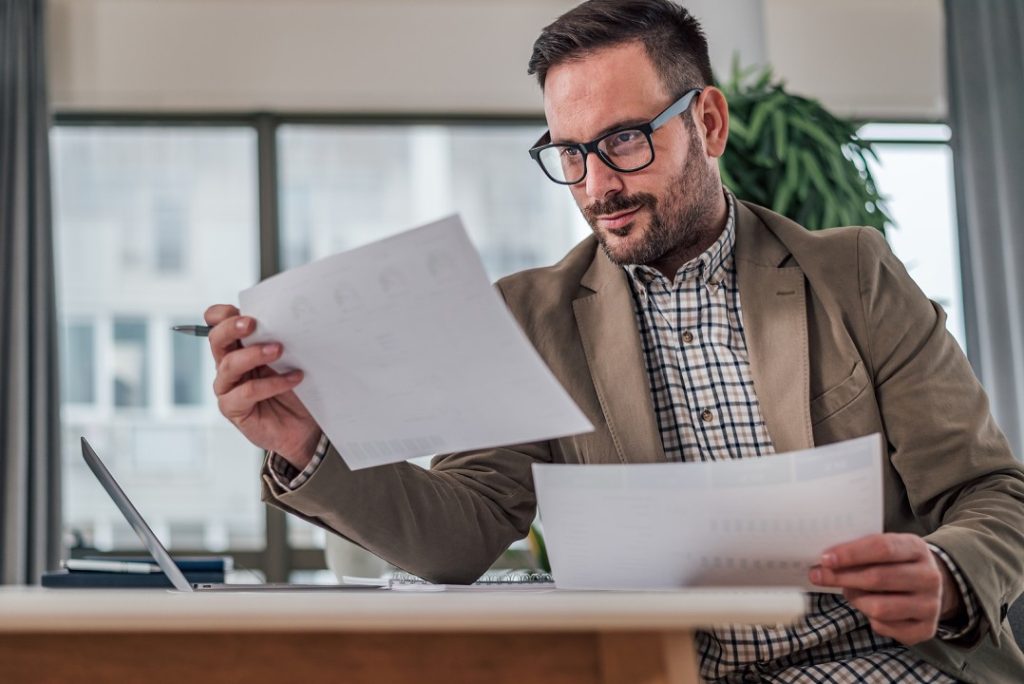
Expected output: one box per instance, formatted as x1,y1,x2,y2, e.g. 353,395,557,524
0,586,804,683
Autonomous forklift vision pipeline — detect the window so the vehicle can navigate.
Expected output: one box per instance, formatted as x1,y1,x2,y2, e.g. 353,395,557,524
277,122,590,551
859,123,965,350
277,124,589,280
53,119,588,572
154,197,187,273
61,321,96,404
52,126,264,553
172,321,204,406
112,318,149,408
52,117,965,577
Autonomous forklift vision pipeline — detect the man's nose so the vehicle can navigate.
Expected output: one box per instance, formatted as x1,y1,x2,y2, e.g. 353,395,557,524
582,152,624,201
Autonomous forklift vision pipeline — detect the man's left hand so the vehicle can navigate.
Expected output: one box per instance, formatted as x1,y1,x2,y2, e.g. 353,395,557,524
809,533,962,646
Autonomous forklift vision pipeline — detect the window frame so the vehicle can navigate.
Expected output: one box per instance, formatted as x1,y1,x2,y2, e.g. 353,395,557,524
856,120,967,359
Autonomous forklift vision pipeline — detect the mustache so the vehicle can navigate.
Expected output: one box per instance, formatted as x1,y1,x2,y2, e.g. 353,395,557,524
583,192,658,224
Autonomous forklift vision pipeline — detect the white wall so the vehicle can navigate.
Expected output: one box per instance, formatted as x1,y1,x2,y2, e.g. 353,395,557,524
763,0,946,120
47,0,578,114
47,0,946,119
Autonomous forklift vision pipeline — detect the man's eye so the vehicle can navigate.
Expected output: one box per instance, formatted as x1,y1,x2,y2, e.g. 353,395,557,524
615,131,641,143
561,147,580,158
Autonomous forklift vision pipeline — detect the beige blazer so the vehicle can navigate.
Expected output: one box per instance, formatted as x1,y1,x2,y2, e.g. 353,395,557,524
263,201,1024,682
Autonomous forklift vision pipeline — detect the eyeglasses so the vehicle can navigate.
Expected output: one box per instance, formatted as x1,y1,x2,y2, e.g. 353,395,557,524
529,88,703,185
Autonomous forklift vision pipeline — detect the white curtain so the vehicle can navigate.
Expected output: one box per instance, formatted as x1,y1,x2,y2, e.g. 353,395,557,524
946,0,1024,461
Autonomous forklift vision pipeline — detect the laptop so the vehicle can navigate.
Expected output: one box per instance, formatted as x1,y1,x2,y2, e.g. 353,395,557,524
79,436,384,592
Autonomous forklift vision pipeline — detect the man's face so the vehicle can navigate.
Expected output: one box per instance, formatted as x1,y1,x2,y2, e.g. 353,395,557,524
542,42,720,267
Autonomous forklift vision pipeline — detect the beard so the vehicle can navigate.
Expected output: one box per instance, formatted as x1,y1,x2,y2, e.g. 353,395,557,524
583,124,721,268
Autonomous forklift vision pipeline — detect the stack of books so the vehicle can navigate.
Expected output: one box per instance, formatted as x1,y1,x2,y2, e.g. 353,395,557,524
41,556,232,588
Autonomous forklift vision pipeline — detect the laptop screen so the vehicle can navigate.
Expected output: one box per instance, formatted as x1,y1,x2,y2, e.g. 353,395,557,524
79,437,195,592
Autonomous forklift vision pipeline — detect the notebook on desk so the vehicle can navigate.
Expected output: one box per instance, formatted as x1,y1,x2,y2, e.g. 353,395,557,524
78,437,383,593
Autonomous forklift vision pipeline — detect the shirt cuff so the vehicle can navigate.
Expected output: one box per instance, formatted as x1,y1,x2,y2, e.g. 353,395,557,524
928,542,981,640
267,433,331,491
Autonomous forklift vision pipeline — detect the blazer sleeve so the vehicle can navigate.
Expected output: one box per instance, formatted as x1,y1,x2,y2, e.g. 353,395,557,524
261,439,550,584
856,227,1024,647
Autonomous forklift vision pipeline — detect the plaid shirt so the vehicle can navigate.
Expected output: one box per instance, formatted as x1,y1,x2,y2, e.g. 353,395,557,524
270,191,978,682
623,191,974,682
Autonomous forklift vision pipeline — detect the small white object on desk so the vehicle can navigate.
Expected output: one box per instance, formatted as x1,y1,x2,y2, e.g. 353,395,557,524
63,559,162,574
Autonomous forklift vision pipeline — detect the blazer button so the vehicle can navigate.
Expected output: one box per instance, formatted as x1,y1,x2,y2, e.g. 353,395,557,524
682,331,694,343
701,409,714,423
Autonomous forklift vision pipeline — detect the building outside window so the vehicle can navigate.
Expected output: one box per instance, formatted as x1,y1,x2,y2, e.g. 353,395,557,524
112,318,149,409
60,321,96,405
275,122,590,551
172,320,205,406
52,126,264,555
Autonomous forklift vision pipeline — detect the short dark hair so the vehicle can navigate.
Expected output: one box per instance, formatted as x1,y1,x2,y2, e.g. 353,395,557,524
527,0,713,97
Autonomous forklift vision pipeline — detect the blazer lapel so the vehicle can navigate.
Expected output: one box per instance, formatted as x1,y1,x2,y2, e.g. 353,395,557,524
573,249,666,464
734,202,815,453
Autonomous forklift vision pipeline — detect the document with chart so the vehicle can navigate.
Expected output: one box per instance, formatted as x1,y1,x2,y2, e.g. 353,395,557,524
532,434,883,590
238,215,593,470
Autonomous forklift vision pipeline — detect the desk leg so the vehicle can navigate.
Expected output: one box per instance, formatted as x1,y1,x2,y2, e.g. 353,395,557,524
598,630,701,684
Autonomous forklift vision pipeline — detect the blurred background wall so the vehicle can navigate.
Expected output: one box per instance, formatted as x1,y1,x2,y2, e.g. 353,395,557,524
48,0,945,119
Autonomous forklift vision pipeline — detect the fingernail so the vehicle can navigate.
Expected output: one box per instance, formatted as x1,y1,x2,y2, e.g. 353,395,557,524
821,553,837,568
286,370,302,381
262,344,280,356
235,318,249,331
809,568,822,584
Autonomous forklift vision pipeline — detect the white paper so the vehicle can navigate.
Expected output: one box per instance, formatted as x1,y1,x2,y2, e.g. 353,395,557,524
238,215,593,470
532,434,883,590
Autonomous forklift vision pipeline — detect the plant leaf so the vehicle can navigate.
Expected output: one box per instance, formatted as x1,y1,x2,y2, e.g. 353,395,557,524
719,62,890,235
771,109,787,161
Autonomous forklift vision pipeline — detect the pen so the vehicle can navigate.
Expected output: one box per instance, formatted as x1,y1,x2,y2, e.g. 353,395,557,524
172,325,211,337
64,559,163,574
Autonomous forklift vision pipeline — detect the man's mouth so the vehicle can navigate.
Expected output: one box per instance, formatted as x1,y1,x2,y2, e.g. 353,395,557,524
596,206,642,232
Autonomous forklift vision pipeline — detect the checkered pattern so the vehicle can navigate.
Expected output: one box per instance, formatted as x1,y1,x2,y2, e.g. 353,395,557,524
267,191,979,682
268,433,330,490
624,192,966,682
624,193,775,463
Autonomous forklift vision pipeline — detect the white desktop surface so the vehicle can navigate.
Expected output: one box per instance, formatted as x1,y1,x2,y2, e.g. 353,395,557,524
0,585,805,632
0,585,807,684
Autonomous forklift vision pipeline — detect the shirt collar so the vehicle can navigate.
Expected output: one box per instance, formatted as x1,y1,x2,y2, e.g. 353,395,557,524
624,190,736,289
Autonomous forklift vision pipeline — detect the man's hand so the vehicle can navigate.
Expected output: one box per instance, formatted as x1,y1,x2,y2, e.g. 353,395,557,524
205,304,321,469
809,533,963,646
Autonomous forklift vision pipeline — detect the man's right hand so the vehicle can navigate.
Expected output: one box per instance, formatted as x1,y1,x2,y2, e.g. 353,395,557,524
205,304,322,470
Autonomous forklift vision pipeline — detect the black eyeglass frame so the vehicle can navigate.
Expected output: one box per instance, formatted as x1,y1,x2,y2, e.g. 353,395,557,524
528,88,704,185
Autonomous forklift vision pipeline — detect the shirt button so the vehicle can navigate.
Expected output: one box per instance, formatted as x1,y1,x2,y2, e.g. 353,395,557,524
701,409,714,423
682,331,694,344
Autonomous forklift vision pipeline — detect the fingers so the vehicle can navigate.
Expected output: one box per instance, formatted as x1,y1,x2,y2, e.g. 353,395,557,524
204,303,304,424
213,343,283,396
812,533,943,647
217,370,304,419
208,313,255,365
842,588,940,624
821,533,926,570
204,304,239,327
810,559,940,593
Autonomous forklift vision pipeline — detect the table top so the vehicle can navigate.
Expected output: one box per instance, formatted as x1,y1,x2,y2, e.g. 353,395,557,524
0,586,806,633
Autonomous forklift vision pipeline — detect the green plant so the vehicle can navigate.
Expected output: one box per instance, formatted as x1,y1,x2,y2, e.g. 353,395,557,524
528,523,550,573
718,61,892,234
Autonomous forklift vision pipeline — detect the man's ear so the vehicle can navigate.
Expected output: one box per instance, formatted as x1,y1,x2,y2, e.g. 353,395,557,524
697,87,729,159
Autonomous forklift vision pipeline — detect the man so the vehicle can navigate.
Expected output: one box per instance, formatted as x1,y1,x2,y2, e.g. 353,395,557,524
203,1,1024,681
